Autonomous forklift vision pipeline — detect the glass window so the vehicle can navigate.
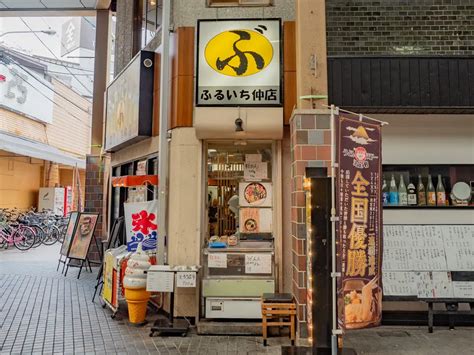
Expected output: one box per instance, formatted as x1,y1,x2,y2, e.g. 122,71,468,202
206,142,273,240
113,166,121,220
142,0,161,48
207,0,272,7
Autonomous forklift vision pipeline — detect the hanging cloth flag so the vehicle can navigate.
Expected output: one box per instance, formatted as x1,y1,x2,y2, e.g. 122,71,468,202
336,113,383,330
124,200,158,251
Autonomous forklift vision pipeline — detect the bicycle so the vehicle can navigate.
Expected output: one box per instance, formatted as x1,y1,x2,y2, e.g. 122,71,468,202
0,215,36,251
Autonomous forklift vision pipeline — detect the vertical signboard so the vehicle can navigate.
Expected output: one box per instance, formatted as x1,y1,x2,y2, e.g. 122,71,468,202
336,114,383,329
0,62,54,123
196,19,282,106
104,51,154,152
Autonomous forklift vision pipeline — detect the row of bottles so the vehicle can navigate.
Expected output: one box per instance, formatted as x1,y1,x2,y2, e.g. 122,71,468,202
382,174,446,206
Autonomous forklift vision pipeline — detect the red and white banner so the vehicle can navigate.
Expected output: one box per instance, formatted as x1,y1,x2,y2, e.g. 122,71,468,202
124,200,158,251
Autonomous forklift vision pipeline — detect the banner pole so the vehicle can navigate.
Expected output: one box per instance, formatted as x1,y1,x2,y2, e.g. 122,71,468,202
330,104,338,355
157,0,171,265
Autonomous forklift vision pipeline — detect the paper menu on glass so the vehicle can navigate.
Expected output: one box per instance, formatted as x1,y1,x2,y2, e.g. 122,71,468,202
432,272,454,298
245,154,262,162
452,281,474,298
245,253,272,274
176,272,197,288
244,162,268,181
382,271,417,296
382,225,448,271
415,272,434,298
442,225,474,271
208,253,227,268
146,271,174,292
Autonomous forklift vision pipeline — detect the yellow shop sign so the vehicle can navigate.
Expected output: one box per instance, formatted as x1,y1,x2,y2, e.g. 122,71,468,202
197,19,281,106
205,28,274,77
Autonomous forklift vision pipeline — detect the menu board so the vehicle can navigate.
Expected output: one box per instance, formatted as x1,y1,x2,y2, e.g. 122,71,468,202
147,271,174,292
382,271,418,296
382,225,474,299
441,225,474,271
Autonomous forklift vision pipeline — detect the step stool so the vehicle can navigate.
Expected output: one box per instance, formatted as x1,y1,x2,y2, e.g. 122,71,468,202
261,293,296,346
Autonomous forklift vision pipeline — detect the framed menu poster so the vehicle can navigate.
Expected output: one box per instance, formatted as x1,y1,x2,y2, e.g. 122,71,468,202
239,182,272,207
68,213,99,260
60,211,79,256
239,208,272,233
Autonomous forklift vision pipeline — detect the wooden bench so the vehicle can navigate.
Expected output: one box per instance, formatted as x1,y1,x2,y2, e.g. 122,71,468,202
421,298,474,333
261,293,296,346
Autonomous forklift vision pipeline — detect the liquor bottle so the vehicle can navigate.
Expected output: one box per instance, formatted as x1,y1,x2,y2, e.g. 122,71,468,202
427,174,436,206
398,174,408,205
389,174,399,205
382,179,389,206
417,175,426,206
436,174,446,206
407,180,417,205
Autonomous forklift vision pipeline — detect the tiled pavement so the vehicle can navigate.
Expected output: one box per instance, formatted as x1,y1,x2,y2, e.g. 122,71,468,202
1,245,474,354
0,245,289,355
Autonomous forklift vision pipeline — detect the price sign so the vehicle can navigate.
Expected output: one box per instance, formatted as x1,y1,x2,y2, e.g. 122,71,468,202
245,154,262,162
245,253,272,274
208,253,227,268
176,272,197,288
244,162,267,181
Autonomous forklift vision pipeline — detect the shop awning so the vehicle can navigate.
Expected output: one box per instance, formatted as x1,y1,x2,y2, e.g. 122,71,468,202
0,131,86,169
111,175,158,187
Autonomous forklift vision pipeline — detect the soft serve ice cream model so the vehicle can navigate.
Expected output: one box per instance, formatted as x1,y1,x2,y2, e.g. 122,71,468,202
123,243,151,324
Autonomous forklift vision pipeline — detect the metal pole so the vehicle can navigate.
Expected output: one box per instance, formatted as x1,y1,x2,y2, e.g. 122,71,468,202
0,30,56,38
320,104,389,126
330,104,338,355
157,0,171,265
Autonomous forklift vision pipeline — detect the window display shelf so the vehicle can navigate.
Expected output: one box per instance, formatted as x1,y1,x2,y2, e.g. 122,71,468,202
384,205,474,209
205,247,275,253
382,164,473,208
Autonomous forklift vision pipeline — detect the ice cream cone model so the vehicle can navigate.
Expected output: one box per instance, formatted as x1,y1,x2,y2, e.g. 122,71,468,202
123,243,151,325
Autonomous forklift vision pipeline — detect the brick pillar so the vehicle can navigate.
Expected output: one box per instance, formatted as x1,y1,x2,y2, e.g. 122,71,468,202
290,109,331,337
85,155,104,262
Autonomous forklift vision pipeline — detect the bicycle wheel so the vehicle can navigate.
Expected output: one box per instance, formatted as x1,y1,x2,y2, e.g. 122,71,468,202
42,225,60,245
13,226,36,250
30,224,44,248
0,235,7,249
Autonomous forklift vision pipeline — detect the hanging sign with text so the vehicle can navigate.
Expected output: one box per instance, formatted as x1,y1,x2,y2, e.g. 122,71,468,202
336,114,383,330
196,19,282,106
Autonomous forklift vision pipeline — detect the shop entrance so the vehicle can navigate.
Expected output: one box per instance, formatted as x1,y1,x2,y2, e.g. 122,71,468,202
201,141,280,321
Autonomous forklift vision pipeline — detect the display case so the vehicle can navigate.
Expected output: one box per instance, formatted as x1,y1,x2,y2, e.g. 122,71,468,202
202,142,276,319
381,164,474,308
382,164,473,209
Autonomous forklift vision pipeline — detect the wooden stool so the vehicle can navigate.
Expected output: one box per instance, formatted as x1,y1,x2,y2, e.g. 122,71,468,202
261,293,296,346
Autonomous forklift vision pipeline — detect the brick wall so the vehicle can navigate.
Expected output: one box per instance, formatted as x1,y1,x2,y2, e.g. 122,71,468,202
85,155,104,262
326,0,474,55
290,110,332,337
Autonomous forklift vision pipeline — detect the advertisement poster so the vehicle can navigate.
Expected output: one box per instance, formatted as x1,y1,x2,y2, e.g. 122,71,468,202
239,208,272,233
336,114,383,329
239,182,272,207
103,252,115,306
60,211,79,256
68,213,98,260
124,200,158,251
